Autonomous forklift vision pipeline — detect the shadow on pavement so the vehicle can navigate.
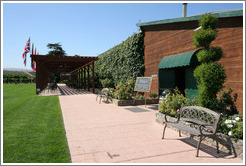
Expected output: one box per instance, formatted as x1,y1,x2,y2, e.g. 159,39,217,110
180,138,235,159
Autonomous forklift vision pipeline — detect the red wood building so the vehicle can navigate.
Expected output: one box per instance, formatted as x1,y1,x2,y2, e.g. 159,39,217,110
137,9,243,115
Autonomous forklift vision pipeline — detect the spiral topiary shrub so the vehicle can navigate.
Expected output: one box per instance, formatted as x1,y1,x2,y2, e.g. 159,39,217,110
193,14,227,111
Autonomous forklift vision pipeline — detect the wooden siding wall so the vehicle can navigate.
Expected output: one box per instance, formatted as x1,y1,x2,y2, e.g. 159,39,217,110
143,16,243,115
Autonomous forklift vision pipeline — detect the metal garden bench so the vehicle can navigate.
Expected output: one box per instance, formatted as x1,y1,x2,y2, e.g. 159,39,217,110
162,106,221,157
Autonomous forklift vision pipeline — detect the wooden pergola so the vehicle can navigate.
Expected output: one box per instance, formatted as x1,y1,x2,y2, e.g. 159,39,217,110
31,54,98,94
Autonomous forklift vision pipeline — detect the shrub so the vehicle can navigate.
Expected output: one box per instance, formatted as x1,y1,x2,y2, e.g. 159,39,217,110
49,72,60,83
95,32,144,87
112,78,135,100
216,87,238,115
3,73,34,83
126,78,135,93
100,78,113,88
218,114,243,140
150,92,158,99
136,93,145,100
60,79,69,84
159,88,198,117
193,14,227,112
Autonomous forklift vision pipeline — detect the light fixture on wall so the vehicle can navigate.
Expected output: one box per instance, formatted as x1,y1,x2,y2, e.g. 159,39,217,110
194,26,202,31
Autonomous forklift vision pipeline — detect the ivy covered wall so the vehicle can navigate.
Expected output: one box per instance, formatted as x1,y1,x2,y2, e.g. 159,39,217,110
95,32,145,87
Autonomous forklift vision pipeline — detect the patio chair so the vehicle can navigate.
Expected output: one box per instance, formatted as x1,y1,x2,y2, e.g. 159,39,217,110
96,88,112,104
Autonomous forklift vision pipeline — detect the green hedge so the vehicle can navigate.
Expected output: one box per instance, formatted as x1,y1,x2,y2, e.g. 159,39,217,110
3,73,34,83
95,32,145,88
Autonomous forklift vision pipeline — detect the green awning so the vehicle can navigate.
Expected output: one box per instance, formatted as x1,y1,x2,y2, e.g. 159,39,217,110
158,50,200,69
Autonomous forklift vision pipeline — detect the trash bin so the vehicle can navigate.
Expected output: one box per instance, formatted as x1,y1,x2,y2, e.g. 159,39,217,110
159,89,171,103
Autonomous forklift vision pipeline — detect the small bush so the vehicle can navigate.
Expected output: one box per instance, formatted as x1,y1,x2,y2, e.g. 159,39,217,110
60,79,69,84
136,93,145,100
3,73,34,83
218,114,243,139
216,87,238,115
100,78,113,88
112,78,135,100
150,92,158,99
159,88,198,117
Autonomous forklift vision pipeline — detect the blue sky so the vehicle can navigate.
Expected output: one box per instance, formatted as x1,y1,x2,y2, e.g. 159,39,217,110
2,2,244,70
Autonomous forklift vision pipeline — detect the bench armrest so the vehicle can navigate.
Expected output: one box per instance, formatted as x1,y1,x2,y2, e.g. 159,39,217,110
164,114,179,124
164,114,168,123
198,124,214,135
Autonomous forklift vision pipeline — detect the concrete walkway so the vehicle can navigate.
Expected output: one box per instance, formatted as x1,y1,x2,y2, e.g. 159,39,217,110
59,93,243,164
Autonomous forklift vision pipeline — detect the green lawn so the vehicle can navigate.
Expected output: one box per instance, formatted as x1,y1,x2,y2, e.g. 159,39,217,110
3,84,71,163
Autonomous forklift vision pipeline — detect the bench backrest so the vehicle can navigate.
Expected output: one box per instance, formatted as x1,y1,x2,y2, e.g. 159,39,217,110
101,88,109,95
178,106,221,134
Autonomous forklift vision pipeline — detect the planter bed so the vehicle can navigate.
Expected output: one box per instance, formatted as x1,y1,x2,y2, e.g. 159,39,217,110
156,112,243,159
112,98,159,106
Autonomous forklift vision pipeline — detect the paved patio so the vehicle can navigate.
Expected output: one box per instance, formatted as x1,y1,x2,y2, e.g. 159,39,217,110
59,92,243,164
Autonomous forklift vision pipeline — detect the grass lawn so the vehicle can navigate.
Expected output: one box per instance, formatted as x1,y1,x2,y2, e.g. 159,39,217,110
3,84,71,163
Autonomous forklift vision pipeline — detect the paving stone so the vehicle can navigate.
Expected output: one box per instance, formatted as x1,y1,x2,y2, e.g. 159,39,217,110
59,91,243,164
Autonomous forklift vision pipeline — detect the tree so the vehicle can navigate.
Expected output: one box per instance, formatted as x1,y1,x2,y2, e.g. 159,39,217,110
49,72,60,83
193,14,226,111
47,43,66,56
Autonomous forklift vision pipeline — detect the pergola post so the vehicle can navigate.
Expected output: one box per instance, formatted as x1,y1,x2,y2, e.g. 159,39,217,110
84,67,86,90
73,72,75,88
36,60,40,94
81,69,83,89
71,73,73,87
78,69,81,89
92,62,95,93
76,70,78,88
72,72,75,88
78,70,80,89
87,65,90,91
74,71,76,88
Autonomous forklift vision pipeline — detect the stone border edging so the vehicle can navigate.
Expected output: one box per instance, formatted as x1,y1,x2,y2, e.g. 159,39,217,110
112,98,159,106
156,112,243,159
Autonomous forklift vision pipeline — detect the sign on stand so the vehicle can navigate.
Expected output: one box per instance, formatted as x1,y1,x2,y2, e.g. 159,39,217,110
133,77,154,107
134,77,152,92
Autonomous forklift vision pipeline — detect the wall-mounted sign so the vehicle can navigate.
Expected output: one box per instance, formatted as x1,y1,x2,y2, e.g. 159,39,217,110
151,74,157,78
